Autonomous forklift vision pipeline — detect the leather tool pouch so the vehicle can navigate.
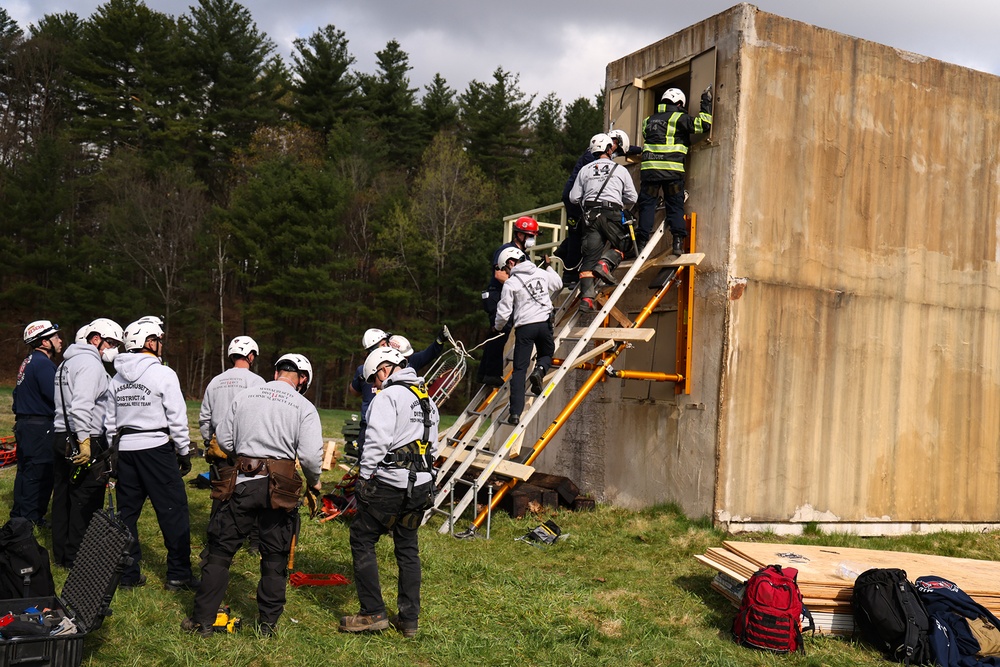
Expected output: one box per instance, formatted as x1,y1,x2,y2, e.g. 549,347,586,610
267,459,303,511
210,465,237,502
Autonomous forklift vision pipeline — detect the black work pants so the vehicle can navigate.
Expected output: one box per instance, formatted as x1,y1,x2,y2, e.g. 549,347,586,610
11,418,54,525
50,433,107,567
581,209,629,273
349,480,429,622
193,478,296,627
478,288,512,382
116,443,193,584
509,320,555,418
637,178,686,247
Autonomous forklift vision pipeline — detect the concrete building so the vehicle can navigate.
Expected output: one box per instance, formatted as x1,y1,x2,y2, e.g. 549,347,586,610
530,3,1000,534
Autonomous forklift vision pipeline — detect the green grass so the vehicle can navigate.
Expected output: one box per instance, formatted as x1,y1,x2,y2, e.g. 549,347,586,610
3,387,1000,665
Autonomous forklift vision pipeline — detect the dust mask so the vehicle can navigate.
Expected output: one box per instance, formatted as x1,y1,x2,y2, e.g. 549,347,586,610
524,237,536,249
102,347,120,363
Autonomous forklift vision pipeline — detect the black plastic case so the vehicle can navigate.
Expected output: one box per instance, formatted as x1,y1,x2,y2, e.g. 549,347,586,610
0,509,133,667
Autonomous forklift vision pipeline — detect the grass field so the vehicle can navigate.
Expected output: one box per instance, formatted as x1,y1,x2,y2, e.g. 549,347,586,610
3,388,1000,665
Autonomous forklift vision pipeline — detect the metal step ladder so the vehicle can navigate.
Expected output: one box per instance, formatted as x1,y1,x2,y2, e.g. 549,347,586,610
427,221,668,534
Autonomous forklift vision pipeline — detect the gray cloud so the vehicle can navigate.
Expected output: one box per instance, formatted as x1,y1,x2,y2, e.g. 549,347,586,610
7,0,999,105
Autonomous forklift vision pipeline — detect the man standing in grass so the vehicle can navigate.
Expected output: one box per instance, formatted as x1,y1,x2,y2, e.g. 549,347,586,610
341,346,439,638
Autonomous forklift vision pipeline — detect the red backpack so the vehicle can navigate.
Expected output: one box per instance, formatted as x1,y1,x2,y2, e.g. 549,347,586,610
732,564,814,654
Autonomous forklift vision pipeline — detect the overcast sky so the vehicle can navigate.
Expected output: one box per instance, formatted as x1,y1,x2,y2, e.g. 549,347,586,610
6,0,999,104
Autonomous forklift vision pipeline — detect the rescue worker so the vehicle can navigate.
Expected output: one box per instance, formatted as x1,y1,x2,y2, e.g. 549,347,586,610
349,327,447,456
340,347,440,638
199,336,265,457
184,354,323,638
493,248,562,424
11,320,62,525
637,86,713,254
387,329,448,373
478,216,539,387
51,318,122,568
105,318,197,590
558,129,638,286
568,133,639,313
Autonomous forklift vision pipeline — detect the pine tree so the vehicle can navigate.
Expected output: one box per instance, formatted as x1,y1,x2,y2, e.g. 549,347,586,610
291,24,357,137
458,67,534,186
358,39,421,166
421,73,458,139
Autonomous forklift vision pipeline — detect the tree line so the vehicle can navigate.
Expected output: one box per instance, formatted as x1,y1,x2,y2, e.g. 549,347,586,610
0,0,603,409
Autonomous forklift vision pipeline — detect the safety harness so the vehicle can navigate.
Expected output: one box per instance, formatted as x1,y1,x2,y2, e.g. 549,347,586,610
378,382,435,497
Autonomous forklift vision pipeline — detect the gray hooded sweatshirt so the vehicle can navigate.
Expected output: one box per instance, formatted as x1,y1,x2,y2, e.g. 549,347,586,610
54,342,111,441
362,366,440,489
494,261,563,331
103,352,191,455
215,379,323,488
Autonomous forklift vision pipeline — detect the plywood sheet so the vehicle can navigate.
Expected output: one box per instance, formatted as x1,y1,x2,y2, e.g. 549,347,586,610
725,541,1000,596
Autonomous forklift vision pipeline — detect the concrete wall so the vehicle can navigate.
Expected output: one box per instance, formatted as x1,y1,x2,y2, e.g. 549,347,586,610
535,3,1000,530
720,7,1000,527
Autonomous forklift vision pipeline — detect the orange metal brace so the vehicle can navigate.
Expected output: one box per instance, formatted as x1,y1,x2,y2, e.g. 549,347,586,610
470,265,690,529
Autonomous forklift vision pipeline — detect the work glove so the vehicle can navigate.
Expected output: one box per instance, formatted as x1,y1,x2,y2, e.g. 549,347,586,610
304,484,321,518
436,325,450,345
177,452,192,477
700,84,713,114
354,476,375,505
71,438,91,466
204,435,227,464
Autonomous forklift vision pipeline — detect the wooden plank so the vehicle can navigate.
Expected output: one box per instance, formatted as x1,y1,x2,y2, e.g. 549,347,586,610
321,440,338,471
439,445,534,481
566,327,655,342
724,541,1000,596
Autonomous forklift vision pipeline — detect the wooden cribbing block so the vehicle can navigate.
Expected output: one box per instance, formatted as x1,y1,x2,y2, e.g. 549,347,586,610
321,440,338,471
526,472,580,506
498,483,542,519
572,497,596,512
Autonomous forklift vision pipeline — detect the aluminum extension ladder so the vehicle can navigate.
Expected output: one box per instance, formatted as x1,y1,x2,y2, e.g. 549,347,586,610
426,221,668,534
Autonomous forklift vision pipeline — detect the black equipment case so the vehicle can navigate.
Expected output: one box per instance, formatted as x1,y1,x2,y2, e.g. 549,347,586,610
0,507,133,667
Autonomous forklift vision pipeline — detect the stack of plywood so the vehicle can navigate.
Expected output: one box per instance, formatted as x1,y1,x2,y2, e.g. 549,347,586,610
697,541,1000,636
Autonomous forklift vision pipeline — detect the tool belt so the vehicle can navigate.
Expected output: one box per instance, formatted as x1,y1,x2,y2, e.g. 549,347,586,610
583,201,622,212
216,456,303,511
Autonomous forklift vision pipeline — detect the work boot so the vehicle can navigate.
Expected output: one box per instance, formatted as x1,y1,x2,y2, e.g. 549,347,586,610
180,617,214,638
119,574,147,590
339,611,389,633
672,234,685,256
528,367,544,396
592,259,618,286
165,577,201,592
561,269,579,291
481,376,503,388
389,614,418,638
506,413,520,426
578,297,596,313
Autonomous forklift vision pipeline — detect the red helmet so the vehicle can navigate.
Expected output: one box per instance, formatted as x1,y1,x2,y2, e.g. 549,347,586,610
513,216,538,236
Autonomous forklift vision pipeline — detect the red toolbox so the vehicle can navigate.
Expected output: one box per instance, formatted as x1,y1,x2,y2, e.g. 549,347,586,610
0,507,133,667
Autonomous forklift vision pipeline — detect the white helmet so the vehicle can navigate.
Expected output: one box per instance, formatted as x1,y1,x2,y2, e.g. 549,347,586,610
388,334,414,357
227,335,259,360
608,129,630,153
589,132,614,156
23,320,60,347
74,322,94,345
661,87,686,107
85,318,124,345
123,319,163,352
362,327,389,352
274,353,312,392
498,246,525,268
363,347,407,384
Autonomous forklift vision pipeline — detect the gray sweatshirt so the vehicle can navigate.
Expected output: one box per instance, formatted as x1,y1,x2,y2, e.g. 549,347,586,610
54,343,110,441
494,261,563,331
215,380,323,488
568,156,638,208
103,352,191,455
362,366,440,488
199,367,266,441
